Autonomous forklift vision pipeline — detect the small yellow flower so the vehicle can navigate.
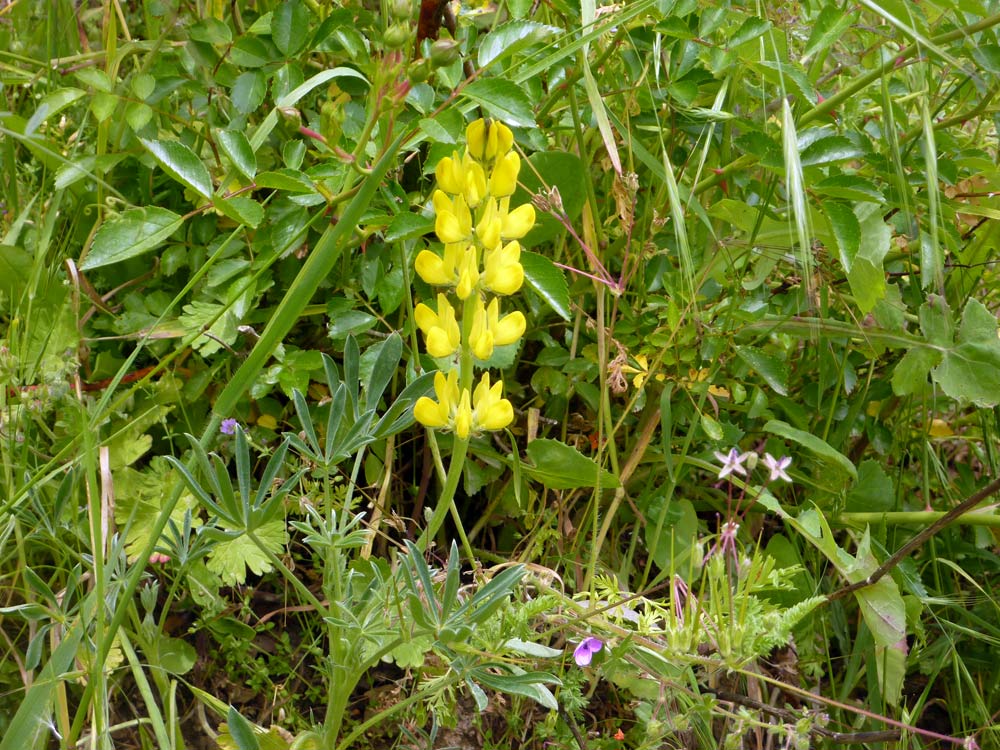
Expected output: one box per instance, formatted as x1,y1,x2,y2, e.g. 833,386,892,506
466,119,514,162
475,199,503,249
436,151,488,208
414,369,461,429
468,296,525,361
433,191,472,244
455,245,481,299
414,243,462,286
499,197,535,240
472,372,513,431
414,293,461,358
482,240,524,295
490,151,520,197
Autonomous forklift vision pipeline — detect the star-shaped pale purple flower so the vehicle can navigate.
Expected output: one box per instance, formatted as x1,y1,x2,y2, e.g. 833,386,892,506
763,453,792,482
713,448,751,479
573,637,603,667
220,418,239,435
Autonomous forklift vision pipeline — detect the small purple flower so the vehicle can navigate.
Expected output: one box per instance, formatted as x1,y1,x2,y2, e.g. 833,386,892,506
762,453,792,482
220,418,239,435
573,637,603,667
713,448,751,479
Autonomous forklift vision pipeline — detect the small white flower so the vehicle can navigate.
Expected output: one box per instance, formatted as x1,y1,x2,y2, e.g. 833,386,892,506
763,453,792,482
713,448,751,479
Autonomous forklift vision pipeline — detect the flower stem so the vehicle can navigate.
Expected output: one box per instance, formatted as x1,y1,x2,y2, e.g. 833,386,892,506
416,436,469,552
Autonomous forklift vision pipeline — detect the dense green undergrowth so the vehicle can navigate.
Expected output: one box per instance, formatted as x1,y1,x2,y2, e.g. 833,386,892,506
2,0,1000,748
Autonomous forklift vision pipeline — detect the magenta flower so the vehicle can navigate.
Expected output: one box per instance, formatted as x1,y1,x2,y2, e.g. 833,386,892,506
220,418,239,435
573,637,603,667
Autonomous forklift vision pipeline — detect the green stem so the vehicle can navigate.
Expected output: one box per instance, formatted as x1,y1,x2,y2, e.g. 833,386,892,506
834,511,1000,528
416,436,470,552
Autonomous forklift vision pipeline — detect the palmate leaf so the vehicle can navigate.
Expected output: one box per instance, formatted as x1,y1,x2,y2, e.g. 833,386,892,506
206,520,288,585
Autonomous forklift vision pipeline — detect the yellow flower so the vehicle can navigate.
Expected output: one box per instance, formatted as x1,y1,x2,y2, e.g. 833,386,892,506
499,197,535,240
469,296,526,361
414,369,461,429
472,372,513,431
414,243,462,286
414,294,461,358
455,245,481,299
490,151,520,197
436,151,488,208
475,199,502,249
454,388,474,439
466,119,514,162
433,191,472,244
482,240,524,295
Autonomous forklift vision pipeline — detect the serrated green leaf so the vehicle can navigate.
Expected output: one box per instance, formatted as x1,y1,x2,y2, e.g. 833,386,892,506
799,136,865,167
477,20,561,68
814,174,884,202
891,347,938,396
273,0,310,55
216,129,257,180
524,438,619,489
846,460,894,512
231,70,267,114
803,5,855,59
521,251,570,321
81,206,184,270
385,212,434,242
212,195,264,228
728,15,770,48
931,298,1000,406
462,79,536,128
140,138,214,199
514,150,587,245
254,169,315,192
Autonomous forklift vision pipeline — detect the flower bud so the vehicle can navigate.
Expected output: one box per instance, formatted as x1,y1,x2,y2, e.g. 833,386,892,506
384,24,410,50
391,0,413,21
430,39,461,68
408,58,431,84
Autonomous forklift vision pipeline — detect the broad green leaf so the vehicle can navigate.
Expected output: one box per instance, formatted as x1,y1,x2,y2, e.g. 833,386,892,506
846,460,894,512
814,174,884,203
272,0,310,56
81,206,184,270
212,195,264,228
26,87,85,134
385,212,434,242
216,129,257,180
0,245,31,306
727,15,770,48
799,136,865,167
503,638,563,658
931,298,1000,407
524,439,619,489
645,496,698,574
254,169,314,192
477,20,561,68
802,5,854,60
521,250,570,321
140,138,214,200
514,150,587,244
231,70,267,114
763,420,857,479
918,295,953,346
891,347,938,396
157,636,197,675
734,345,788,396
190,17,233,44
230,36,271,67
462,79,536,128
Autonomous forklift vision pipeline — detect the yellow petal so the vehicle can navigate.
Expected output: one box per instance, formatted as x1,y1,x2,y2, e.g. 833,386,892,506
414,396,448,428
501,202,536,239
415,250,450,286
490,152,519,197
435,211,466,244
414,302,437,334
494,310,525,345
435,153,462,195
426,327,458,358
454,389,473,439
466,119,486,161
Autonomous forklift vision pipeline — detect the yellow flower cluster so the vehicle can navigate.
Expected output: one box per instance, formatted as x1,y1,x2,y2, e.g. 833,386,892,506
413,120,534,440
